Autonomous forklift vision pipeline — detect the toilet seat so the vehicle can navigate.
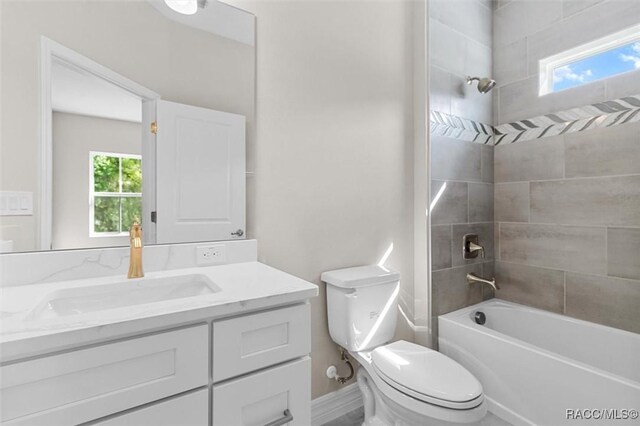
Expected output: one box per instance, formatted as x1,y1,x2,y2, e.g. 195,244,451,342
370,340,484,410
354,360,487,425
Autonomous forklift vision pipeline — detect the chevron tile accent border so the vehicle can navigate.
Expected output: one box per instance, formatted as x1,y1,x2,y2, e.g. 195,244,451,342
429,110,494,145
430,94,640,146
494,94,640,145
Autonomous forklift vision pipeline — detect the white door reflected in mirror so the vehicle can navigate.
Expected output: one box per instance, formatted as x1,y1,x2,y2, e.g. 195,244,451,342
150,100,246,244
46,44,247,250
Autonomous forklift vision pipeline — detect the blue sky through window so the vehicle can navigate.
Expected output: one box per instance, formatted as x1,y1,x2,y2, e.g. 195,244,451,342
552,41,640,92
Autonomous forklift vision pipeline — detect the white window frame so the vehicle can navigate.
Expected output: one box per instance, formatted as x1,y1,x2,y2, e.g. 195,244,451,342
89,151,142,238
539,23,640,96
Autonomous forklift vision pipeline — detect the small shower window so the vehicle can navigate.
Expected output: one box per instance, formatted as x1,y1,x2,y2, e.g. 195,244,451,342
539,24,640,95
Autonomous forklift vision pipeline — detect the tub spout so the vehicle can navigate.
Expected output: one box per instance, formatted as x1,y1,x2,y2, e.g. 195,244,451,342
467,272,499,291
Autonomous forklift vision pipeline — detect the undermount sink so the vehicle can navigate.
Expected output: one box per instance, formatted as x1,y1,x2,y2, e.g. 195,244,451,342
27,274,220,320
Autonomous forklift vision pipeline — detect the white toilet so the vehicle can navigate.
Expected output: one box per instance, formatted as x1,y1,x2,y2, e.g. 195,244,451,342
322,265,487,426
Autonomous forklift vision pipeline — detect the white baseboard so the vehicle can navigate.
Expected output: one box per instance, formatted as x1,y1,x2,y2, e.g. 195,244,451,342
311,382,363,426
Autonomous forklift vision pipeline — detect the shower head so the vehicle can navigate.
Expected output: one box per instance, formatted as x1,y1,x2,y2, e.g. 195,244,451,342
466,76,496,94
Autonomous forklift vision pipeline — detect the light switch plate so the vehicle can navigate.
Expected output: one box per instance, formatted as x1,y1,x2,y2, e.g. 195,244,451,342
0,192,33,216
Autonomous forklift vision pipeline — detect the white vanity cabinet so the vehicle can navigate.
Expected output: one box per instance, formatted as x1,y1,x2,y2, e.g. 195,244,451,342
1,325,209,426
212,304,311,382
0,303,311,426
92,390,209,426
212,304,311,426
213,358,310,426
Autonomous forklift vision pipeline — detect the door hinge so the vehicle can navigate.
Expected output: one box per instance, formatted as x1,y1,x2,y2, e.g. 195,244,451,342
151,211,157,223
150,121,158,135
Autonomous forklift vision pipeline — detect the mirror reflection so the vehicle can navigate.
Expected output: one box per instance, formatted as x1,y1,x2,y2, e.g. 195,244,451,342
0,0,255,253
52,60,144,249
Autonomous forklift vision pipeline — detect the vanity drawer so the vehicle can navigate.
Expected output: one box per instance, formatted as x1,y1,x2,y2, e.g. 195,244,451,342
92,389,208,426
212,357,311,426
0,325,208,425
212,303,310,382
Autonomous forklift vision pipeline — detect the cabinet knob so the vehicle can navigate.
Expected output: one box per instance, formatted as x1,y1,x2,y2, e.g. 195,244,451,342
231,229,244,237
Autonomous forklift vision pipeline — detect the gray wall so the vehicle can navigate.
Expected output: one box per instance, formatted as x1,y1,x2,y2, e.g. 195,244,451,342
234,0,420,399
493,0,640,333
429,0,495,341
52,112,141,250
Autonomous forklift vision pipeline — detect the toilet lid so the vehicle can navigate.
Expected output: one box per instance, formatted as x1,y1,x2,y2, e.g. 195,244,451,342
371,341,483,407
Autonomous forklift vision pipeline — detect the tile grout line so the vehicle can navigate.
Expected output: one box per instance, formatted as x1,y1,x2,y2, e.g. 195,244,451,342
497,221,501,261
562,134,566,179
449,224,453,272
604,226,608,278
428,16,492,50
495,222,640,230
467,182,471,224
526,182,531,224
563,272,567,315
495,173,640,185
494,261,640,283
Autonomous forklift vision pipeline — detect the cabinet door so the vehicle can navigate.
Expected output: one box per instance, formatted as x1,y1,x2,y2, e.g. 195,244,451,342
212,304,310,382
1,325,208,425
212,358,311,426
91,389,208,426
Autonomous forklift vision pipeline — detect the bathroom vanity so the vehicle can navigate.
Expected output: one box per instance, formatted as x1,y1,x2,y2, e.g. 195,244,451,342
0,242,318,426
0,2,318,425
0,1,316,424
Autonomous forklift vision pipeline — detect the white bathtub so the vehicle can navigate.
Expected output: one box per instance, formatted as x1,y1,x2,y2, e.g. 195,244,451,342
438,299,640,426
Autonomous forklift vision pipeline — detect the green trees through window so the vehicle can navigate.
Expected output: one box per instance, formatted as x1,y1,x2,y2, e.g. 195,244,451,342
91,153,142,235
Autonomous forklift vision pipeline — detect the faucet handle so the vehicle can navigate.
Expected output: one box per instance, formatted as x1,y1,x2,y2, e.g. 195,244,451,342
128,222,144,279
463,234,485,259
129,222,141,234
130,222,143,248
468,242,485,258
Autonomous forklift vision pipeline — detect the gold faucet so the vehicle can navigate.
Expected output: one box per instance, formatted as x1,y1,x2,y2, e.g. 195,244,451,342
127,222,144,279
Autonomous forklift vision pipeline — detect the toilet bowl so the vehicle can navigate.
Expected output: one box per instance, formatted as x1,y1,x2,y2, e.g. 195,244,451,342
322,265,487,425
352,341,486,425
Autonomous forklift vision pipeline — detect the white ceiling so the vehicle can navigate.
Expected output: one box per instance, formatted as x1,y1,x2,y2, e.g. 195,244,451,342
51,59,142,123
145,0,255,46
50,0,254,123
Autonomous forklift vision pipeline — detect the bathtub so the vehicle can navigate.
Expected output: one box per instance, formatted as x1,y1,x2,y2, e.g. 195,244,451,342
438,299,640,426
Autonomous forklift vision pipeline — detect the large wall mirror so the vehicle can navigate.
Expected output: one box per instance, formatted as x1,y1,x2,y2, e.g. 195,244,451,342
0,0,255,253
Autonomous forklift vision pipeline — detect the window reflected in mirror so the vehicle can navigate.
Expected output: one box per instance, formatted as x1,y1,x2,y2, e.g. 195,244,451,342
90,153,142,236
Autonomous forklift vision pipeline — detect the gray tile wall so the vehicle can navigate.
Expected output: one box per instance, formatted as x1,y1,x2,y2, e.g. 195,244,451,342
493,123,640,334
494,0,640,124
429,0,494,343
492,0,640,334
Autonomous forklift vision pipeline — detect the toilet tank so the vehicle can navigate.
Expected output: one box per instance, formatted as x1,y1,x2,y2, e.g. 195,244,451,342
322,265,400,352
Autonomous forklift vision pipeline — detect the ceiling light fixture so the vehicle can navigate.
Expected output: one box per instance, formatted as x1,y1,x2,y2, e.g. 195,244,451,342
164,0,198,15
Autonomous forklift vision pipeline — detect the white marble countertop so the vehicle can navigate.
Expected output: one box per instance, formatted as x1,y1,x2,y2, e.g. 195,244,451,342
0,261,318,363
